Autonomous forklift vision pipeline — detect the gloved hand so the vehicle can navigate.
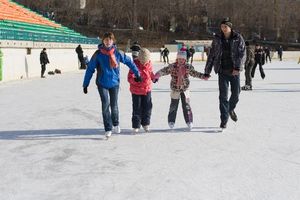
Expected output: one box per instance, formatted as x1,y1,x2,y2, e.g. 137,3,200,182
232,69,240,76
152,73,160,83
152,78,159,83
134,75,142,82
203,74,210,80
83,87,88,94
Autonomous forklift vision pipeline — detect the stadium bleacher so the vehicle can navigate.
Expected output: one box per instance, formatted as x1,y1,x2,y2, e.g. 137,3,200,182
0,0,98,44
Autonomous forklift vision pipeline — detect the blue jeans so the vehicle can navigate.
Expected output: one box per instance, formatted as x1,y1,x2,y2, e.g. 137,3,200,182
98,86,119,131
218,73,240,123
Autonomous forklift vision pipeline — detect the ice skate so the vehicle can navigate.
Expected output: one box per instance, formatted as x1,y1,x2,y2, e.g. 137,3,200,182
105,131,112,139
168,122,175,129
187,122,193,131
113,125,121,134
229,110,238,122
132,128,139,134
142,125,150,132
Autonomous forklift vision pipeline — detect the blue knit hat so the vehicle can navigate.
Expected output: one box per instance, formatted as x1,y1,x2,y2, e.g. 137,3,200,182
177,51,187,60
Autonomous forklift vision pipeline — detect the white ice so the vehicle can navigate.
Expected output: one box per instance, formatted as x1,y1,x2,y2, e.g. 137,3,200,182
0,59,300,200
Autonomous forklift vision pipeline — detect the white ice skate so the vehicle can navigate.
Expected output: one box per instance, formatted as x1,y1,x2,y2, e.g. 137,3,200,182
142,125,150,132
132,128,139,134
187,122,193,131
105,131,112,139
113,125,121,134
168,122,175,129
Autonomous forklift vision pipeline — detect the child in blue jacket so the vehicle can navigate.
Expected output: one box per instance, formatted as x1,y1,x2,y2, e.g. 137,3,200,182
83,32,141,138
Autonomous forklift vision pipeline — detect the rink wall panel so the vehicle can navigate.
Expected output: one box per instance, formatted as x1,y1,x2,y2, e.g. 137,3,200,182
0,45,299,82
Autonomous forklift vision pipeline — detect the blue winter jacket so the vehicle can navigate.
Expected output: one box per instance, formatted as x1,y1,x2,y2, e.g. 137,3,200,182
205,31,246,75
83,44,140,89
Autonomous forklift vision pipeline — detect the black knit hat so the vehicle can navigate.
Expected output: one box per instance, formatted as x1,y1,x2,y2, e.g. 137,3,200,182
221,18,233,29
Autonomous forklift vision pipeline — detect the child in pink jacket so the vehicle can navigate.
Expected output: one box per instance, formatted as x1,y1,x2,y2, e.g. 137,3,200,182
128,48,155,133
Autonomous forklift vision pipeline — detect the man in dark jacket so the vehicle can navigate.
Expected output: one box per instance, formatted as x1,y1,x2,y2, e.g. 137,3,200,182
76,45,86,69
40,48,50,78
251,45,265,79
203,18,245,129
242,41,255,90
189,46,196,64
130,41,141,60
264,46,271,63
162,47,169,64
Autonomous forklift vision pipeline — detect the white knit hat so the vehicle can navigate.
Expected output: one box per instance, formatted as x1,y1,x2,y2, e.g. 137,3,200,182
177,51,187,60
138,48,151,64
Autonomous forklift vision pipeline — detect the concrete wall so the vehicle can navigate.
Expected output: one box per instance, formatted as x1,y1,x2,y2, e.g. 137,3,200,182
0,47,97,81
0,43,299,82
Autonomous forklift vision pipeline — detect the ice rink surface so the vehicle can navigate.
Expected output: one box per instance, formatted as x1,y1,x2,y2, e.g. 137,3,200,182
0,60,300,200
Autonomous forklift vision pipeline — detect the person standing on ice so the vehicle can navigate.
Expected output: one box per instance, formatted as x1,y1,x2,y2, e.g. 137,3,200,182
128,48,155,133
241,41,255,91
203,18,245,129
153,51,205,131
130,41,141,60
83,32,142,138
40,48,50,78
251,44,265,79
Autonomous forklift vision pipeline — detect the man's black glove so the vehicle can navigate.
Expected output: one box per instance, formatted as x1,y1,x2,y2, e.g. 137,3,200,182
83,87,88,94
134,75,142,82
204,74,210,78
152,78,158,83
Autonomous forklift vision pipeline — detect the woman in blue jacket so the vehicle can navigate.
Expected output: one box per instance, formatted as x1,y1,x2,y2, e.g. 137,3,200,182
83,32,141,138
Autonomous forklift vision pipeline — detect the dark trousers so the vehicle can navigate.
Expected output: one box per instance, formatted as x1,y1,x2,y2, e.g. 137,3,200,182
265,54,271,63
190,55,194,64
251,62,265,79
168,92,193,124
218,73,240,123
244,61,254,87
131,92,152,128
97,85,119,131
163,55,169,64
78,54,85,69
279,53,282,61
41,64,46,77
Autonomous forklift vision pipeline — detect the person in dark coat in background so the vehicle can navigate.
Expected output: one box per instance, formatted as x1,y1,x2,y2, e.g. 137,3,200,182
203,18,246,129
162,47,169,64
251,44,265,79
40,48,50,78
241,41,255,90
277,45,283,61
130,41,141,60
189,46,195,64
264,46,271,63
76,45,86,69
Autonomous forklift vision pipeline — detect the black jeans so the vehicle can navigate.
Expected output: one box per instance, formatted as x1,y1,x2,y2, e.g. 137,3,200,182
131,92,152,128
218,73,240,123
251,62,265,79
41,64,46,77
97,85,119,131
168,92,193,124
78,54,85,69
163,55,169,64
265,54,271,63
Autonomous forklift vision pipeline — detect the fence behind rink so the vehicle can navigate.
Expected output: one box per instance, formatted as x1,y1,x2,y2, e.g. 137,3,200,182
0,40,299,82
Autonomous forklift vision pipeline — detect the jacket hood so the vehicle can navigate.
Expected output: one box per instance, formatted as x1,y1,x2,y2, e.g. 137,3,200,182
134,59,152,70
